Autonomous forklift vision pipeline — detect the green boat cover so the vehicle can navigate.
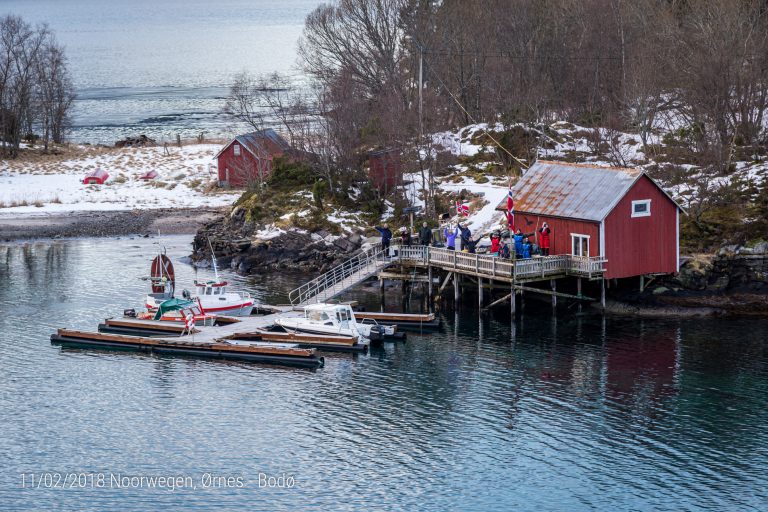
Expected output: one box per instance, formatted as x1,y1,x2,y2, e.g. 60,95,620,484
153,298,196,321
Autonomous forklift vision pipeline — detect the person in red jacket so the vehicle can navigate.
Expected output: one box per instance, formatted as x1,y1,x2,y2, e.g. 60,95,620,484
489,230,501,255
538,222,551,256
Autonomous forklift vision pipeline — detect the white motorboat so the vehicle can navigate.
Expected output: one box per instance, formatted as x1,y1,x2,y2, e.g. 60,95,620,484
276,303,395,341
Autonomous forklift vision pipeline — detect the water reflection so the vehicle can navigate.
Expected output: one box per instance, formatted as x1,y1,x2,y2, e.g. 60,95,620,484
1,236,767,511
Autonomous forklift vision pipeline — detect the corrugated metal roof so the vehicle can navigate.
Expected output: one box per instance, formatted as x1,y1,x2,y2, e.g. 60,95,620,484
236,128,291,155
496,160,644,221
213,129,291,160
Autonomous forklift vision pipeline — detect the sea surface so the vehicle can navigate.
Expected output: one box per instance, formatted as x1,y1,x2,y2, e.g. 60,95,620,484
0,0,320,144
1,235,767,511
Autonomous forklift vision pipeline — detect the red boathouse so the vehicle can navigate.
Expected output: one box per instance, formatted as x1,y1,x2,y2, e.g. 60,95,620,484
214,129,291,188
497,161,683,279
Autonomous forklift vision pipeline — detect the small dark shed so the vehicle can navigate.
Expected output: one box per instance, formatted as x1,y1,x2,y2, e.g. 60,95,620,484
368,149,402,193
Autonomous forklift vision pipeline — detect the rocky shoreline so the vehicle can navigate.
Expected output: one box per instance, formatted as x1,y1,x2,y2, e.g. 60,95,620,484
0,207,225,241
610,243,768,316
191,206,366,273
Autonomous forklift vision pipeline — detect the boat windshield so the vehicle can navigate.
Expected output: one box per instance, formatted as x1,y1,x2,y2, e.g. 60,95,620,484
307,310,331,322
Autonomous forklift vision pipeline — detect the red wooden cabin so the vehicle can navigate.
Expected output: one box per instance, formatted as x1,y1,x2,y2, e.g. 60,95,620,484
497,161,683,279
82,169,109,185
214,129,291,188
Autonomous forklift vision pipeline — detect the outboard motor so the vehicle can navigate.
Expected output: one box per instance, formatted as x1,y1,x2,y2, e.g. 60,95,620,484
123,308,137,318
369,325,385,342
182,289,191,300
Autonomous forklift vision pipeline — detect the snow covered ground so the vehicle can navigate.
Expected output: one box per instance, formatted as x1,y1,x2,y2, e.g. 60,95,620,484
0,144,240,215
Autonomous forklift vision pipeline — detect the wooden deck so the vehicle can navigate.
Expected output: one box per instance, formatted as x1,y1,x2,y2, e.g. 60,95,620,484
394,246,606,283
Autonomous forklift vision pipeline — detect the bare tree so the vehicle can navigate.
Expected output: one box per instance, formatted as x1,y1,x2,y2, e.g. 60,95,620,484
0,15,73,157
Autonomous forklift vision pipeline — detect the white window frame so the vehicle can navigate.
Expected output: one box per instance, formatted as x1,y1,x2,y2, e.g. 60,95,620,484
570,233,590,257
631,199,651,218
233,144,241,156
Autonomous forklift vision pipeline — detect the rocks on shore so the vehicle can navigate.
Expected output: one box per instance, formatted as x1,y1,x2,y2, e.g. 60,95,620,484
191,208,366,273
115,135,156,148
638,243,768,315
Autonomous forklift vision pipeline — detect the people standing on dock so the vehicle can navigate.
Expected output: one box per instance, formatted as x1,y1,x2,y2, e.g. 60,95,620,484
374,224,393,253
538,222,551,256
499,239,511,259
400,226,412,246
513,229,533,257
459,224,475,253
444,223,459,250
419,222,433,246
521,236,533,259
489,230,501,255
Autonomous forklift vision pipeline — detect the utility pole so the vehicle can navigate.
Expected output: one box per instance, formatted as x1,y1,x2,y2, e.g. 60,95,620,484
418,43,424,140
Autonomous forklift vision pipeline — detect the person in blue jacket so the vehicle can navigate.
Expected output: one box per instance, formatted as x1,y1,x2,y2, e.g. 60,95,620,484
521,236,533,259
374,223,392,252
513,229,534,257
444,224,459,250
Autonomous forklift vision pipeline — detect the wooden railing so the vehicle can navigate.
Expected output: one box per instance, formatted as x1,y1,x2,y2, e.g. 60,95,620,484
393,245,606,281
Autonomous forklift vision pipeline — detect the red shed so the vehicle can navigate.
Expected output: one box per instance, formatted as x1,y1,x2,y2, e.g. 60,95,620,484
497,161,683,279
368,149,402,193
82,169,109,185
214,129,291,188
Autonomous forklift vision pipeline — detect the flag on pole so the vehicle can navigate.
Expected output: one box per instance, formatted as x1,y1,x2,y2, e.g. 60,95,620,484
506,187,515,231
456,200,469,216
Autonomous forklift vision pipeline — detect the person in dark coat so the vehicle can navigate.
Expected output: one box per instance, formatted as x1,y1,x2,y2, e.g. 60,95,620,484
499,239,511,259
459,224,476,253
538,222,551,256
418,222,433,246
374,223,392,253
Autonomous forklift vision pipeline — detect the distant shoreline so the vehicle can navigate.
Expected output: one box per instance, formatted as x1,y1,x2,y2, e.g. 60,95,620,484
0,207,226,241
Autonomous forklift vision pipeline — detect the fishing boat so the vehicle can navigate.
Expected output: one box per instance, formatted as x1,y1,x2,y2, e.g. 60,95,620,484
276,303,394,341
143,243,255,317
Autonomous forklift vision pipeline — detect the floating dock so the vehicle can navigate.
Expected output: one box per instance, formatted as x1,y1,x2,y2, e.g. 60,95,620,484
51,329,324,369
354,311,440,331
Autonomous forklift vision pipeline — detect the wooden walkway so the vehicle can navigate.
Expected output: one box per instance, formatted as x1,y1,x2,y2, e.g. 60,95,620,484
395,246,606,283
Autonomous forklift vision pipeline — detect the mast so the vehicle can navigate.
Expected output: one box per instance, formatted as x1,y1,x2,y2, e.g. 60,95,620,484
207,238,219,280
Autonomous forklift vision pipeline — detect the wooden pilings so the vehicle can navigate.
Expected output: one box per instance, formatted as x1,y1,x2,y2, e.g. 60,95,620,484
478,277,483,308
550,279,557,308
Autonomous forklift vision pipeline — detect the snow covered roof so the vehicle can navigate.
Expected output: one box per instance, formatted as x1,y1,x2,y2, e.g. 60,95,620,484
496,160,680,222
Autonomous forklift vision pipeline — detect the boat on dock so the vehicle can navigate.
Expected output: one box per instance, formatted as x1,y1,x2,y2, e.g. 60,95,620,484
276,303,395,341
51,329,324,369
353,311,441,331
144,246,254,317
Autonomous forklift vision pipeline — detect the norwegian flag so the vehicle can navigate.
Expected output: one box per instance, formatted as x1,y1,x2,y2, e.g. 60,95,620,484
182,309,195,333
506,188,515,231
456,200,469,216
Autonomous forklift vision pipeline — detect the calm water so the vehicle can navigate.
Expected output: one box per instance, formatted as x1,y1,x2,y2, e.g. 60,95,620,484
1,236,767,511
0,0,320,143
